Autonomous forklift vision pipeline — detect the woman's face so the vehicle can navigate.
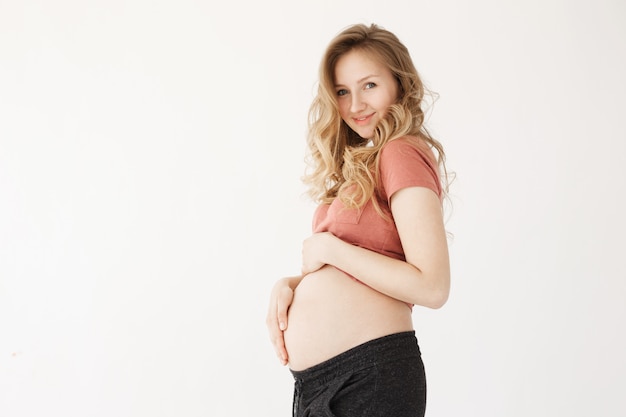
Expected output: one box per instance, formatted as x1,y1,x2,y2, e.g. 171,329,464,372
334,49,399,140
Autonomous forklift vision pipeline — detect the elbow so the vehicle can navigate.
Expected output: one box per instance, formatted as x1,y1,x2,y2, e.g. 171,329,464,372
420,272,450,309
404,263,450,309
408,285,449,309
427,289,449,309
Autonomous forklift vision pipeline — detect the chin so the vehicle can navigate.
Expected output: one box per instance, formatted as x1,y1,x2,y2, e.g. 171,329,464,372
353,128,375,140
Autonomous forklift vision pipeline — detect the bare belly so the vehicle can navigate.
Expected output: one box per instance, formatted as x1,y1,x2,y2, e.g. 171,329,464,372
283,265,414,371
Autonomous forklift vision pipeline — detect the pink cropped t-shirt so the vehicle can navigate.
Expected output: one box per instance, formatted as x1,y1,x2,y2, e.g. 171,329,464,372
312,136,442,304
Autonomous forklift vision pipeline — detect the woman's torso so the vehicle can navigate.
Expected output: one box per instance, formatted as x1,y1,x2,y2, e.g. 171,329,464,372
284,265,413,371
284,137,440,371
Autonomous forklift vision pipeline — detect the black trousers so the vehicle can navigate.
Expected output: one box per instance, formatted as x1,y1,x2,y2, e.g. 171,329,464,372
290,331,426,417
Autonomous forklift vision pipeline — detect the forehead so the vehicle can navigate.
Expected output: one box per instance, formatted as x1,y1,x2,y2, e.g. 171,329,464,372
334,49,390,83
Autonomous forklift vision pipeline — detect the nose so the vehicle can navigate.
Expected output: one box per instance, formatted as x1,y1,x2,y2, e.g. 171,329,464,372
350,92,366,113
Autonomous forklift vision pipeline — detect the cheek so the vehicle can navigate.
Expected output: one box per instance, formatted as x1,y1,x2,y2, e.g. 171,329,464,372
379,95,396,115
337,101,350,121
385,91,398,108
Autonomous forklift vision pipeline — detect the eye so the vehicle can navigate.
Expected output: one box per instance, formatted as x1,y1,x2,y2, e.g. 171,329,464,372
364,82,376,89
336,89,348,97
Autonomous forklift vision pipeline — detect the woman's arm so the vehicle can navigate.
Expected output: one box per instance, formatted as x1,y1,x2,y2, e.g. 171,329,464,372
302,186,450,309
266,275,304,365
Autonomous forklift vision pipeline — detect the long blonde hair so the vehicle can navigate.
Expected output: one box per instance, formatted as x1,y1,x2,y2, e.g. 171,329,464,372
303,23,449,211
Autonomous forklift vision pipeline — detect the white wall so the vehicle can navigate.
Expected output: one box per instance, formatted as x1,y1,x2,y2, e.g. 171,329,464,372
1,1,624,416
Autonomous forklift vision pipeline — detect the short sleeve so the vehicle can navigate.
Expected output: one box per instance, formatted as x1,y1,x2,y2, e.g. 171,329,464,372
379,137,441,203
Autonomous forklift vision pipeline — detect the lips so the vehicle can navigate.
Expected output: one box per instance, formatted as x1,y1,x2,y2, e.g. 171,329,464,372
352,113,374,125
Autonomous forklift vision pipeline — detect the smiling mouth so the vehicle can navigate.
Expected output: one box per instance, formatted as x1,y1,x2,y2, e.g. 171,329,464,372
353,114,374,124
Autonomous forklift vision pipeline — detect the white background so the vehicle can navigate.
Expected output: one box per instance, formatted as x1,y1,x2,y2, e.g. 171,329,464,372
1,1,625,416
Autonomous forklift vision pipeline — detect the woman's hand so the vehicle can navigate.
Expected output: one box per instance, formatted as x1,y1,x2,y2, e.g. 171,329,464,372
301,232,337,275
266,277,296,366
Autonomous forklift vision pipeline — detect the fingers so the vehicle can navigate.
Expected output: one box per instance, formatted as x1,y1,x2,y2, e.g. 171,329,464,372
273,333,289,366
301,261,323,276
266,284,294,366
276,286,292,331
274,286,293,365
266,309,288,365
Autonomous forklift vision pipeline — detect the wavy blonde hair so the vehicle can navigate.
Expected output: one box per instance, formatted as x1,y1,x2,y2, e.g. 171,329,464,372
303,23,450,212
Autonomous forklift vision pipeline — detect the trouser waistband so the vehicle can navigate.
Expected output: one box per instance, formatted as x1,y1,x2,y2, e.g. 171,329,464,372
290,331,419,387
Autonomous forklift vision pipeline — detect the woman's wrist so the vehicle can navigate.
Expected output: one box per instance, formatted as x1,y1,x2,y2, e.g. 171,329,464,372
322,232,341,267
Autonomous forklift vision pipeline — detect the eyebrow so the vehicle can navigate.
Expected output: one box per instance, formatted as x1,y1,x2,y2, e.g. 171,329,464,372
334,74,379,88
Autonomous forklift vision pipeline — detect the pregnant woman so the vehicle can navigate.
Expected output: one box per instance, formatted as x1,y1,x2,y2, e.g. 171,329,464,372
266,23,452,417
